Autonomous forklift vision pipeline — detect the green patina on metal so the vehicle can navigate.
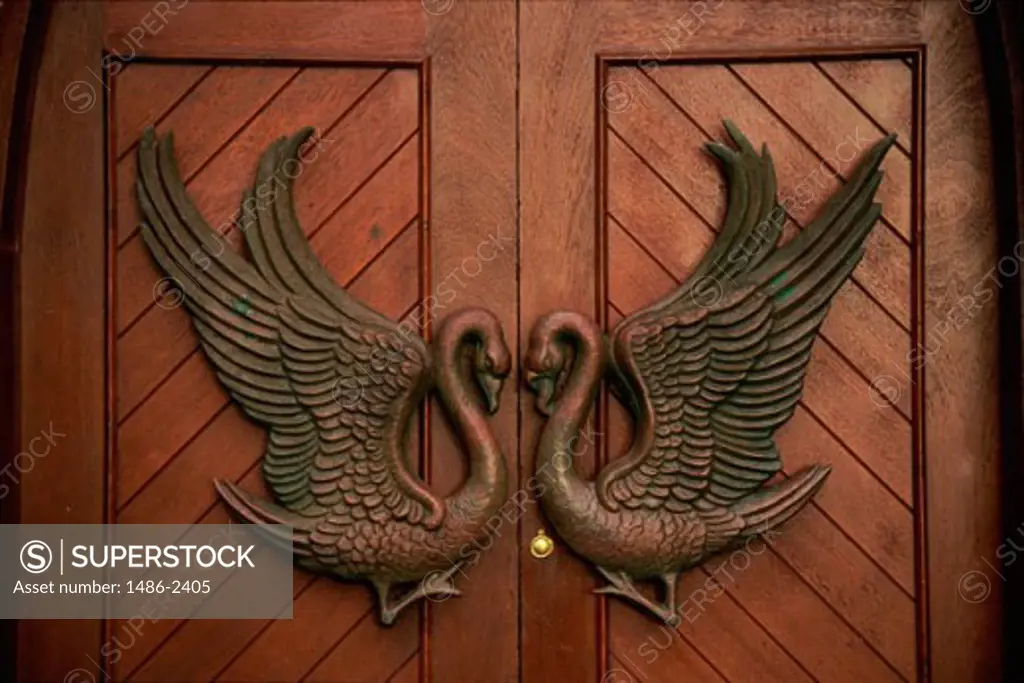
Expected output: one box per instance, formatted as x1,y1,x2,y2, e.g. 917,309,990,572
771,271,796,302
231,294,252,317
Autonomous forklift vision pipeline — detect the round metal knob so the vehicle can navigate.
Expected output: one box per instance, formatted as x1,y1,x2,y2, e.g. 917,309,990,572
529,529,555,559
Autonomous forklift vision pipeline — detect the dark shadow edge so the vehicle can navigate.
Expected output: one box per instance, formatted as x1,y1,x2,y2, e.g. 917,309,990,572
973,4,1024,681
0,1,53,681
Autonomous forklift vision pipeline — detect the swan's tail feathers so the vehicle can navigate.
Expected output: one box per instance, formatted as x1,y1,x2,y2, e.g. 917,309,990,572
214,479,315,558
731,464,832,536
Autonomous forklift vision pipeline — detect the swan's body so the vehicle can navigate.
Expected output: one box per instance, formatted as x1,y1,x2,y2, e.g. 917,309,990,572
530,310,830,584
215,305,509,588
136,128,509,624
526,122,895,623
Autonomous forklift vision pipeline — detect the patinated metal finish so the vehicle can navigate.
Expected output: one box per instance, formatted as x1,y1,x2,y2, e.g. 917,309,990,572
525,121,896,625
136,127,511,626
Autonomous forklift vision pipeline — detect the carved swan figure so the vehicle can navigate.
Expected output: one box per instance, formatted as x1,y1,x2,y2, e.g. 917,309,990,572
136,128,510,625
525,122,895,624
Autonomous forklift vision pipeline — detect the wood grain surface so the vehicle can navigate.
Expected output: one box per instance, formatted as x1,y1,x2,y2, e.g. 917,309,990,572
9,1,1009,681
16,3,106,682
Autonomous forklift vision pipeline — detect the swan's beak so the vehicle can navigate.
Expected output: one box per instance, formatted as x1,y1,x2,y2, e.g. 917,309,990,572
525,370,556,417
476,373,503,415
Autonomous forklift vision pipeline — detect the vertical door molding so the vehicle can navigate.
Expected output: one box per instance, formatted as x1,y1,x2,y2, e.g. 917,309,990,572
17,2,107,682
921,3,1002,681
518,3,605,681
425,4,519,682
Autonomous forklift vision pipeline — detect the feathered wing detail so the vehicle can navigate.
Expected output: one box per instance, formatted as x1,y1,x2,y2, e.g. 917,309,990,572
240,130,415,332
621,121,784,326
598,123,896,515
135,128,445,530
602,288,774,511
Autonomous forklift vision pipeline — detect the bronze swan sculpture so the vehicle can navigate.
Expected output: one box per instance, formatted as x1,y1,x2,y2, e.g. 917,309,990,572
525,122,895,624
136,127,510,625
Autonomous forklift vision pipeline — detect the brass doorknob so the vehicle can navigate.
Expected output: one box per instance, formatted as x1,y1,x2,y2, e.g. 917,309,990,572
529,529,555,559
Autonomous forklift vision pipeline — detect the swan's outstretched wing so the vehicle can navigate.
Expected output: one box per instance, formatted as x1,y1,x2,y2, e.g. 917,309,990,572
618,122,784,329
136,128,444,529
598,123,895,511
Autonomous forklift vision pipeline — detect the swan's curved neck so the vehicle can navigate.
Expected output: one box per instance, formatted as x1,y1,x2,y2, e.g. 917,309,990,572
535,315,605,503
432,315,507,519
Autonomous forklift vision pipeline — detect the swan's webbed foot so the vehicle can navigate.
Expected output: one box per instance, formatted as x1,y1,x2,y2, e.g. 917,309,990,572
661,572,680,626
594,567,681,627
373,565,464,626
373,581,398,626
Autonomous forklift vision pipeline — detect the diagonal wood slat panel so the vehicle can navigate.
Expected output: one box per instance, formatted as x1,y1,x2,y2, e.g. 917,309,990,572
670,571,815,683
616,64,912,330
112,64,425,683
117,406,255,525
605,59,916,683
600,357,816,683
114,68,420,508
611,605,727,683
115,67,385,340
114,467,267,679
304,609,419,683
775,406,914,594
607,130,913,420
609,654,653,683
649,64,913,333
129,570,313,682
386,654,420,683
815,61,913,154
700,551,904,683
729,63,912,238
115,67,413,425
214,575,374,681
116,241,423,681
113,63,212,159
114,65,300,248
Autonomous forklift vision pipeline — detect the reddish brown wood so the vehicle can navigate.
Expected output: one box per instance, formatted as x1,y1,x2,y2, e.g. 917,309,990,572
109,62,424,681
593,2,921,57
921,4,1002,681
519,3,605,681
105,1,428,62
9,0,1015,680
422,2,518,681
0,3,34,681
598,59,915,681
101,2,517,681
16,2,106,682
519,2,1000,682
112,63,209,159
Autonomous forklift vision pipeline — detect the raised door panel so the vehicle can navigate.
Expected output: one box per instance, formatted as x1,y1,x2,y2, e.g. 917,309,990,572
111,62,425,683
600,58,916,683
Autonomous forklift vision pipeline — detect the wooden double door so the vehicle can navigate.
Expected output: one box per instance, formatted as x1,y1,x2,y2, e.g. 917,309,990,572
12,1,1007,681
